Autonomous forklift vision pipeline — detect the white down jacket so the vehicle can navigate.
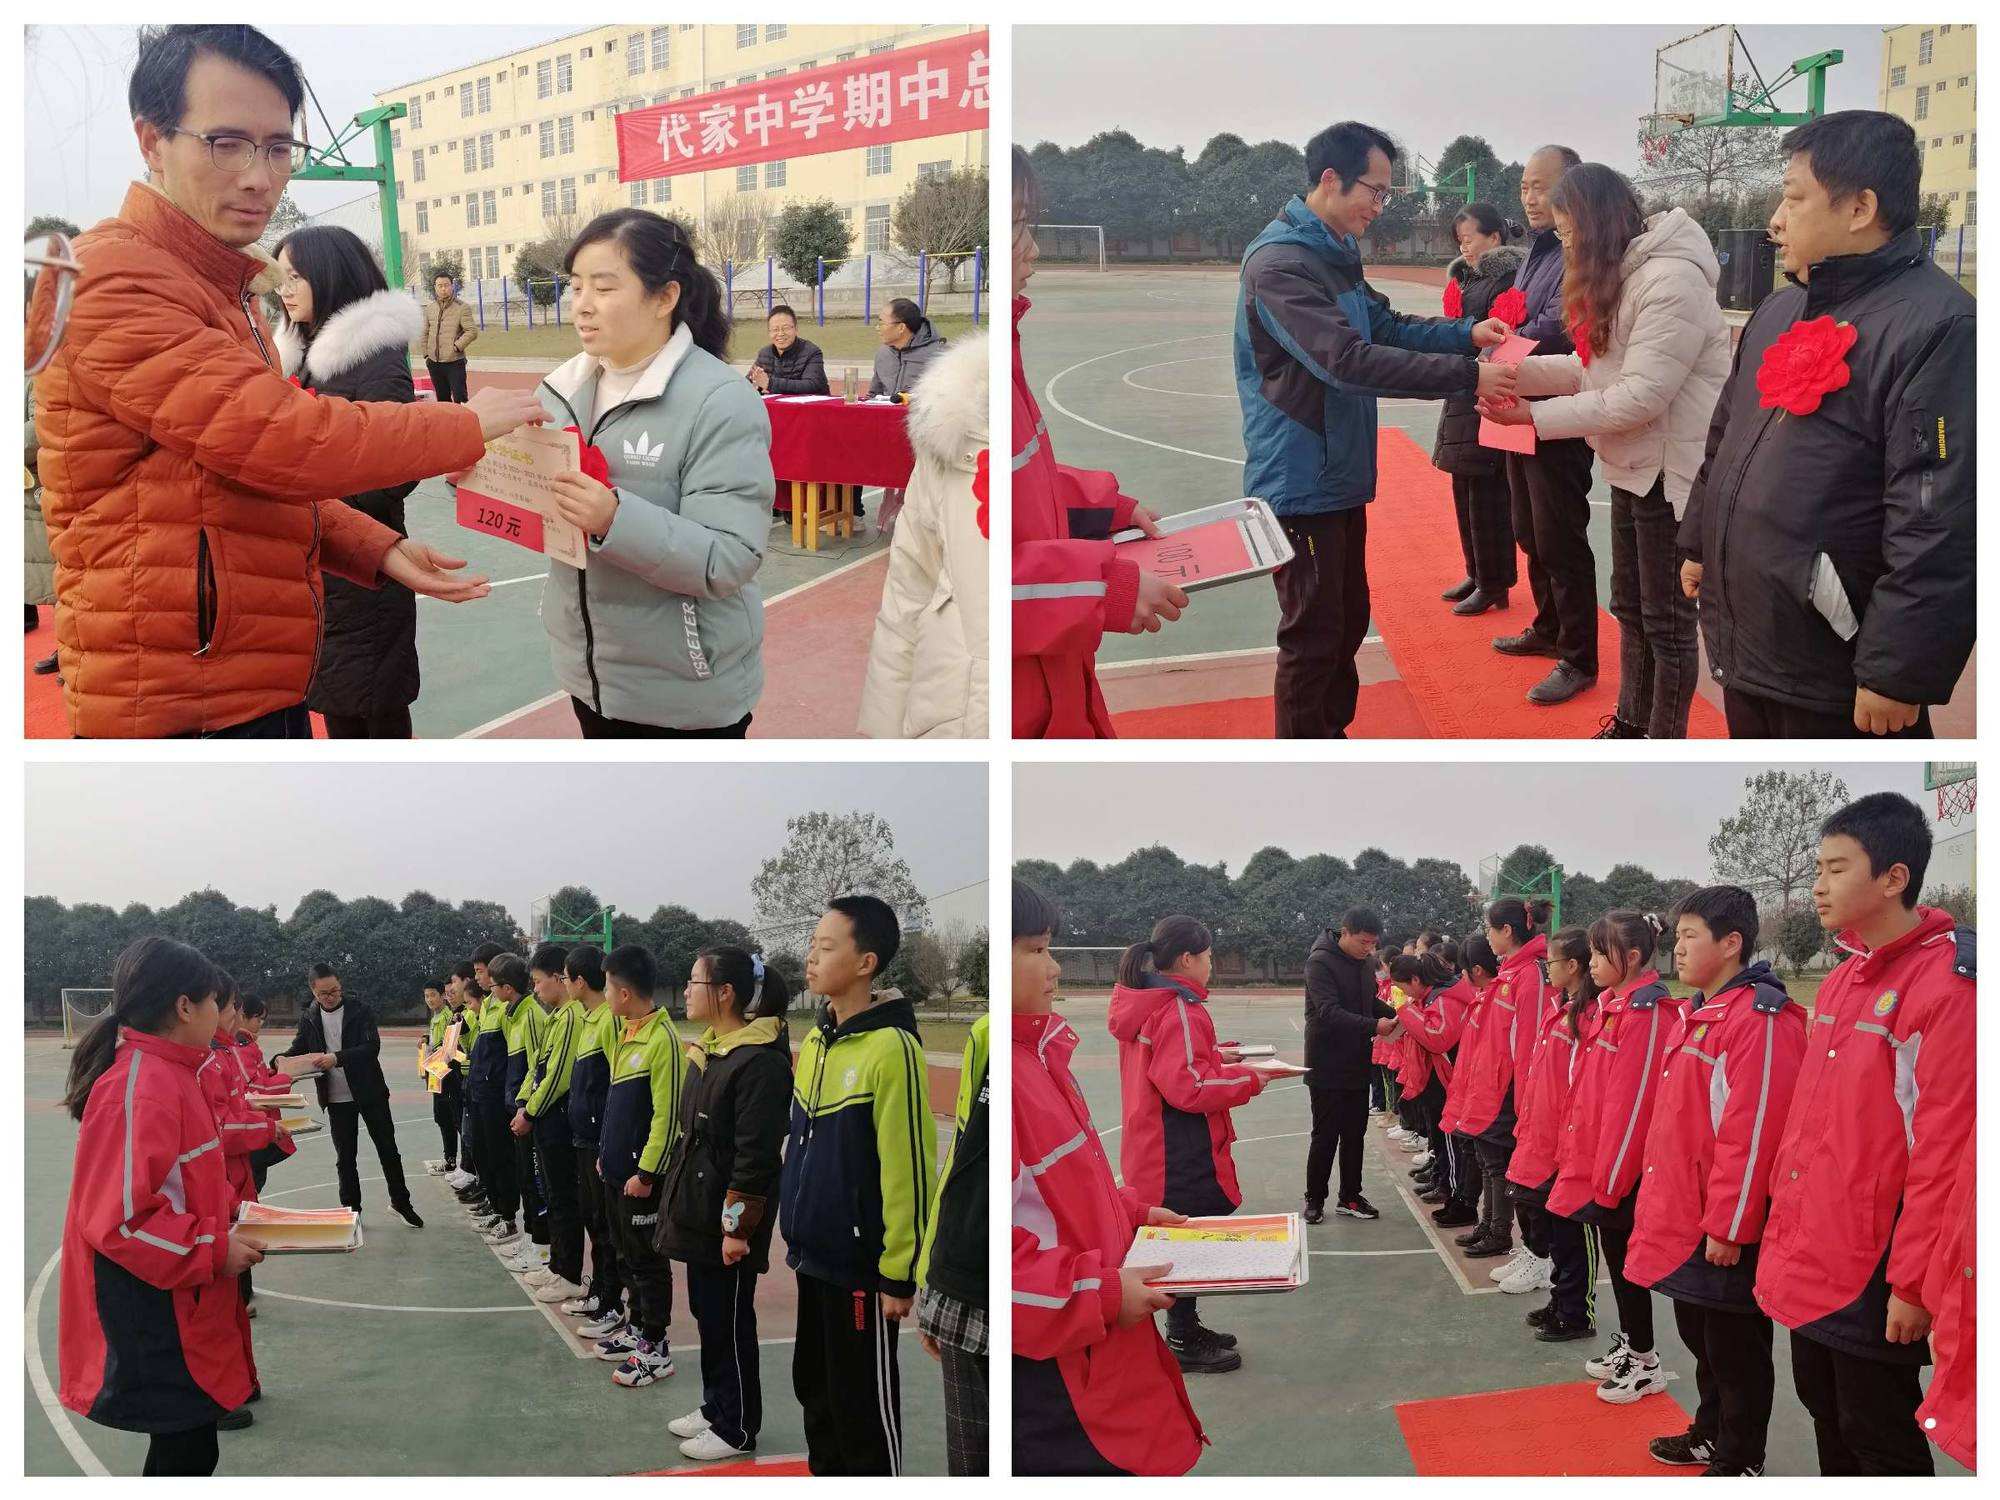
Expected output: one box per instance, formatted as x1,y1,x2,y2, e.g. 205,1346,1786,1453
857,331,988,738
1513,208,1731,516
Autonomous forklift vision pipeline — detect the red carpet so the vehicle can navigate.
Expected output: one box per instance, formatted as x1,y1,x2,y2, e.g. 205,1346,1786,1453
1369,427,1725,738
1395,1380,1701,1476
638,1455,811,1476
1111,679,1426,738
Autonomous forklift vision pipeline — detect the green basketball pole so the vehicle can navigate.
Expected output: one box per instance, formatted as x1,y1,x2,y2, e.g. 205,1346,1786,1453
293,102,408,286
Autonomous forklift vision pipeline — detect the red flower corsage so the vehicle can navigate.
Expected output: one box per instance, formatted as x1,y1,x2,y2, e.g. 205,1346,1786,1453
563,423,612,485
1755,315,1858,417
1442,279,1464,318
287,374,315,394
972,448,990,540
1570,317,1593,367
1490,286,1527,329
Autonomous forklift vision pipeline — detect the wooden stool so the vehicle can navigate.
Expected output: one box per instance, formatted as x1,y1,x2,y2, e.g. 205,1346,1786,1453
789,481,856,551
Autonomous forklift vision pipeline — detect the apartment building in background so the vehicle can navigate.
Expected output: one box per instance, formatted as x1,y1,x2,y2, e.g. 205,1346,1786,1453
1879,24,1977,229
377,22,987,286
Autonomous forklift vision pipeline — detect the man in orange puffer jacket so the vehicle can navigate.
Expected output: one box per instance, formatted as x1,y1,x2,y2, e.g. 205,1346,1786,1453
36,26,546,737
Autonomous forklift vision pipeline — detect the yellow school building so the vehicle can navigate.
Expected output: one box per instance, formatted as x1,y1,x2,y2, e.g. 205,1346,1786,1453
376,22,988,286
1878,24,1977,229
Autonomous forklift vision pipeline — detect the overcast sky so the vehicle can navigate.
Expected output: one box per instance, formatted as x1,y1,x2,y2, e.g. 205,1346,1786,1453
1015,25,1889,175
1016,762,1941,886
27,762,987,933
25,24,578,228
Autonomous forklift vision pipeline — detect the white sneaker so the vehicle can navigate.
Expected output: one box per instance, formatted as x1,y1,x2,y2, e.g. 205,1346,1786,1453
679,1430,749,1462
1488,1245,1533,1283
534,1276,586,1303
1386,1126,1414,1144
594,1325,640,1361
447,1170,475,1190
668,1409,713,1439
1411,1151,1435,1172
581,1309,626,1340
1596,1350,1674,1405
610,1338,674,1387
561,1295,603,1316
484,1221,520,1245
1498,1253,1554,1295
506,1249,549,1273
244,1296,258,1319
1584,1331,1633,1379
522,1266,559,1286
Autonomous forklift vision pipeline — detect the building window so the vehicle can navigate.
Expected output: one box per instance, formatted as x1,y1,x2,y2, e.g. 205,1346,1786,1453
869,43,893,55
409,98,423,129
1954,133,1965,145
764,160,786,188
836,51,855,63
539,119,555,158
768,24,788,41
480,133,494,170
1971,133,1978,168
462,138,475,173
866,144,893,176
416,202,428,233
465,198,478,228
583,111,595,123
459,81,473,118
559,115,575,154
556,54,573,94
478,77,491,113
627,31,644,74
631,180,647,207
1966,191,1976,227
542,180,556,217
537,59,552,99
1916,85,1929,121
653,177,672,204
736,164,759,191
502,185,512,197
483,190,496,225
652,27,670,70
1919,30,1934,66
736,23,757,47
560,177,576,214
1890,65,1907,89
411,150,425,183
917,159,951,182
580,47,593,60
391,127,401,150
1959,75,1970,88
865,204,890,252
487,246,500,278
397,181,405,201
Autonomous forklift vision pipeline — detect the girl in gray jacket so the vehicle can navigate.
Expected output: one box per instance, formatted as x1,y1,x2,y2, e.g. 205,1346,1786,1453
533,211,775,736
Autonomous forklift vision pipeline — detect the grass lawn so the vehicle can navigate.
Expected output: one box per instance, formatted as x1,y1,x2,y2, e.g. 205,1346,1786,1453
461,314,982,365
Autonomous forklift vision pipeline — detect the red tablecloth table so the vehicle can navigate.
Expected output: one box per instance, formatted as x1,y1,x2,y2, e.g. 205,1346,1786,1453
762,395,915,549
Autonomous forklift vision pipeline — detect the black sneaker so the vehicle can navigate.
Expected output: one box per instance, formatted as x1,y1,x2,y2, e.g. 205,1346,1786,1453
1534,1316,1597,1343
1701,1463,1763,1477
1593,713,1646,739
1649,1429,1716,1468
1418,1188,1449,1205
1524,1301,1557,1329
33,652,58,676
1493,629,1562,658
1433,1202,1478,1228
393,1200,425,1229
1463,1233,1515,1259
1196,1322,1238,1351
1527,662,1597,705
1441,577,1476,602
1302,1199,1326,1225
218,1405,255,1431
1335,1196,1380,1220
1167,1333,1243,1374
1453,1225,1488,1246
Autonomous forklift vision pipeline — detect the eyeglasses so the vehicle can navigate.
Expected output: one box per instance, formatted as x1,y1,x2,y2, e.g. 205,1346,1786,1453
167,129,311,176
1355,180,1397,209
25,230,81,377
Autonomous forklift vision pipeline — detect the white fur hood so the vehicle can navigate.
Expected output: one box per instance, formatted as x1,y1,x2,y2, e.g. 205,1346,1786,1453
904,330,988,472
274,288,426,383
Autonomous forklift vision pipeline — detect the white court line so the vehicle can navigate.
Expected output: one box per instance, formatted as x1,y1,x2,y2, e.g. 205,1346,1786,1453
1310,1248,1438,1258
25,1251,109,1476
1388,1173,1494,1297
1042,334,1247,467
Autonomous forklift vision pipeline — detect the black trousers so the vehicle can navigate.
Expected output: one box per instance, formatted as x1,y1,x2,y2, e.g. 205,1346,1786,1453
686,1259,763,1450
1447,1131,1482,1208
457,1087,479,1177
1547,1211,1597,1325
1505,439,1598,675
326,1093,410,1210
1789,1331,1935,1476
248,1141,287,1197
1367,1067,1386,1112
1609,479,1698,737
424,357,470,403
144,1424,219,1476
571,699,752,739
575,1142,622,1310
432,1073,461,1166
938,1339,989,1476
1272,507,1371,738
1473,1135,1514,1243
1451,469,1517,590
533,1116,581,1280
794,1273,903,1476
1723,687,1934,740
608,1175,673,1343
515,1129,547,1243
1597,1191,1655,1353
1305,1084,1369,1205
322,707,414,740
1673,1299,1775,1471
473,1097,518,1218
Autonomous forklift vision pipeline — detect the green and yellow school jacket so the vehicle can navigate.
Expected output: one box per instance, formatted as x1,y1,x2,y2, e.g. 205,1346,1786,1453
422,1008,450,1080
778,996,936,1296
503,996,546,1106
524,997,585,1121
465,995,508,1103
916,1013,987,1305
567,1001,616,1146
598,1007,688,1185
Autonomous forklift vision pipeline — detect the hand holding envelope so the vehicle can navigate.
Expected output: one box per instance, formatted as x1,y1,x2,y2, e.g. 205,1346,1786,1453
1475,333,1540,453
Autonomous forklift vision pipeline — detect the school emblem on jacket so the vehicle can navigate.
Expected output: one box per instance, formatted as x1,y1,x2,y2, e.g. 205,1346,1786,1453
1873,990,1900,1017
621,430,666,466
1691,1022,1708,1044
843,1066,858,1090
1602,1016,1617,1038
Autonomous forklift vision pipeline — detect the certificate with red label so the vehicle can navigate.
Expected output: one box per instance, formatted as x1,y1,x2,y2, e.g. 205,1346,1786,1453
454,423,588,568
1477,334,1540,454
1111,497,1293,592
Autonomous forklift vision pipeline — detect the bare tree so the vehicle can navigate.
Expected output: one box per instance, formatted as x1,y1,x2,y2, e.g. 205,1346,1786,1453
891,167,989,295
695,193,775,273
1708,769,1851,918
1637,120,1784,204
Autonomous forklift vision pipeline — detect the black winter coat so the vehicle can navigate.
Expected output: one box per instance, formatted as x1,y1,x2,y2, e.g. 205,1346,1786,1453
753,337,830,395
1302,932,1392,1089
656,1021,792,1273
1677,228,1975,715
279,996,390,1109
274,291,424,721
1431,244,1525,477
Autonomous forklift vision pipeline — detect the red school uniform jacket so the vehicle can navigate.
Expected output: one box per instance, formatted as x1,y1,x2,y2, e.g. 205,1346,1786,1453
1106,976,1263,1216
1013,1011,1204,1477
198,1037,279,1206
60,1028,255,1433
1548,973,1684,1219
1915,1129,1975,1470
1440,934,1549,1137
231,1031,290,1092
1396,976,1475,1095
1507,994,1599,1191
1624,962,1807,1296
1436,978,1495,1129
1011,295,1142,738
1754,908,1975,1349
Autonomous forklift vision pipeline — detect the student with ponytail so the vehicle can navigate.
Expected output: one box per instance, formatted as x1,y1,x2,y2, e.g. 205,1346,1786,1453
58,937,267,1476
1429,933,1501,1229
1388,945,1475,1212
656,946,793,1461
1504,928,1602,1339
507,208,774,737
1552,910,1685,1404
1107,915,1266,1375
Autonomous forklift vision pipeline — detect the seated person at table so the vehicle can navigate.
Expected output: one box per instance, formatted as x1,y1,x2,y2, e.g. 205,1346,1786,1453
868,298,947,400
749,305,829,396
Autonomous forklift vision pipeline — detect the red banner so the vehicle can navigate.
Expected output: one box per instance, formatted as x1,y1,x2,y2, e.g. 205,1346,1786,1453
614,31,988,182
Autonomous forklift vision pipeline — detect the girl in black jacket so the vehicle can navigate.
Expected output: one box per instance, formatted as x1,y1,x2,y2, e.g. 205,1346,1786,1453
1433,205,1525,618
656,946,793,1462
273,226,425,738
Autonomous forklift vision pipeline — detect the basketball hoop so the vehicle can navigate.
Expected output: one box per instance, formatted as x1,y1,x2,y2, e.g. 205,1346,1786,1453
1937,779,1977,826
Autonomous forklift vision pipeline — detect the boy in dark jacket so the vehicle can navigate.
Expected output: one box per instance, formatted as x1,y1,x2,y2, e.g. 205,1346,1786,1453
1678,112,1974,738
563,946,623,1333
917,1013,988,1475
780,895,936,1475
1302,906,1396,1221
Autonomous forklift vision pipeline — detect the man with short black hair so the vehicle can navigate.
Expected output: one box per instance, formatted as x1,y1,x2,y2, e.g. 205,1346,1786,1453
1237,121,1517,738
1679,110,1975,738
1301,905,1397,1221
420,271,477,402
750,303,830,394
280,962,421,1226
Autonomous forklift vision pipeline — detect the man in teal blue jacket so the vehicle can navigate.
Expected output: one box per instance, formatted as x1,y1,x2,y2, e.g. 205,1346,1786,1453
1236,120,1516,738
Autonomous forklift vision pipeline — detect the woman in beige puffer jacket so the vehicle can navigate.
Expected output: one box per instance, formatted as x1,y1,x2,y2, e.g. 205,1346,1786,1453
1495,169,1730,739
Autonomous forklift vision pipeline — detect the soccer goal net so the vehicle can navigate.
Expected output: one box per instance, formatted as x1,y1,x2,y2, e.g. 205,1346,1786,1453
61,988,114,1047
1037,224,1107,271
